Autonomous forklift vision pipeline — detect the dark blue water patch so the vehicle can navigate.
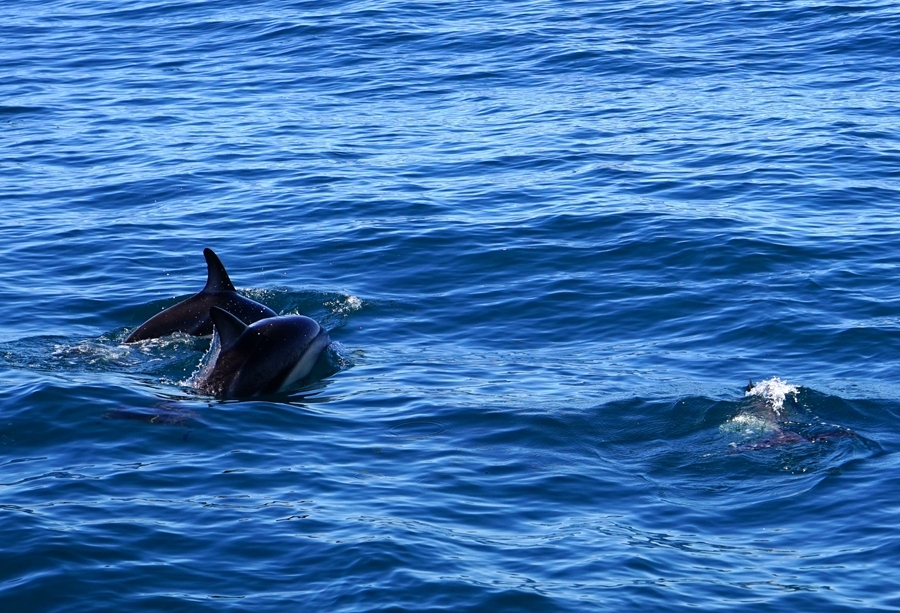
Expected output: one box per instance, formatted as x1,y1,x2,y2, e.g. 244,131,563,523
4,0,900,609
1,377,889,612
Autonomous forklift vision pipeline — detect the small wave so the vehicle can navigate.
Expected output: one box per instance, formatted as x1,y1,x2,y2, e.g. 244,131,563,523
51,340,138,368
325,294,363,316
719,413,778,438
238,288,362,330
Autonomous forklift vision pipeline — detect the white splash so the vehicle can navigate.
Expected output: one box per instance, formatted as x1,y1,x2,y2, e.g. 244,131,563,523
720,413,778,437
52,340,136,367
325,294,363,315
185,334,220,388
721,376,800,439
744,376,799,416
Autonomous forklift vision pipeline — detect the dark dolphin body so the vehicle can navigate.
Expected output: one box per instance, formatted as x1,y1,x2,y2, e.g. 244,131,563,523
730,379,857,453
728,429,856,454
125,248,277,343
196,306,331,399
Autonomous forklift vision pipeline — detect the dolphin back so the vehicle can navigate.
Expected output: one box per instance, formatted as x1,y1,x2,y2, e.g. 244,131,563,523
124,248,277,343
124,297,212,342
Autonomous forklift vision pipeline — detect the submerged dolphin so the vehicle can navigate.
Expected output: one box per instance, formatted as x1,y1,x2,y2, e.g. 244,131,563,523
728,378,857,453
125,248,277,343
196,305,331,398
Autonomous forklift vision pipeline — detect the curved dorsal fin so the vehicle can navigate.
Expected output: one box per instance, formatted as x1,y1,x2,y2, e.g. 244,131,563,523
203,248,236,293
210,306,248,349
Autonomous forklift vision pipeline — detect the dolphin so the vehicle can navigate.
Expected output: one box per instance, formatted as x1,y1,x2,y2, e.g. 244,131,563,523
125,248,277,343
728,429,856,454
729,378,857,453
196,305,331,398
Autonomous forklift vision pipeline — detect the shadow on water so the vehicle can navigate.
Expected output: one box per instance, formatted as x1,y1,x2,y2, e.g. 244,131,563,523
103,404,206,440
99,347,346,439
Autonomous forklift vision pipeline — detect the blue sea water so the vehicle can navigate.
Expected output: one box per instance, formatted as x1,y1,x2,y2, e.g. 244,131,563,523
2,0,900,610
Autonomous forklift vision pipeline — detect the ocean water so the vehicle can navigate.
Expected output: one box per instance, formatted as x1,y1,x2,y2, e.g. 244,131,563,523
2,0,900,610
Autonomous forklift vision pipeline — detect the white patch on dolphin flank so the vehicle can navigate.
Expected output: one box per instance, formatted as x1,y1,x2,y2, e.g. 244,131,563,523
277,329,331,392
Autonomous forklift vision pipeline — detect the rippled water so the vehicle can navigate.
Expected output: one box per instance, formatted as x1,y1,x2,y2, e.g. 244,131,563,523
3,0,900,610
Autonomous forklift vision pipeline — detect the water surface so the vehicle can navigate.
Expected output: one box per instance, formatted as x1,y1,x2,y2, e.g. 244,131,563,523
2,0,900,610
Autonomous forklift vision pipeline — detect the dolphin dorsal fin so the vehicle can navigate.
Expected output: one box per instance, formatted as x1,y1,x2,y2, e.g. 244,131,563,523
203,248,236,293
209,306,248,349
